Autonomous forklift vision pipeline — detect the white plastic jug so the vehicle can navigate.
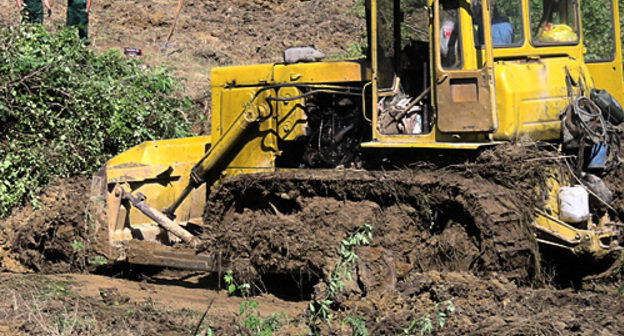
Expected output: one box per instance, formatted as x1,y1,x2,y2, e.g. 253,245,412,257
558,185,590,224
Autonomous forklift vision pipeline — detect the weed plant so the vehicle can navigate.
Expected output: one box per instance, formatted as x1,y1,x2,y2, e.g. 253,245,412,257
224,270,287,336
308,223,373,334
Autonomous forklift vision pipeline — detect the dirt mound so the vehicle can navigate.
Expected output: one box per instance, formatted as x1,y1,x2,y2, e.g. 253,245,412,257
0,177,90,274
341,270,624,335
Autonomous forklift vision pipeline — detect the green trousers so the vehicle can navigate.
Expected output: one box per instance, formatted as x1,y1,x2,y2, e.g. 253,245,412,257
21,0,44,24
66,0,89,40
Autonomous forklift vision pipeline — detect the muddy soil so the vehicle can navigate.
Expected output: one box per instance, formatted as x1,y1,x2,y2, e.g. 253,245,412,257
366,270,624,336
201,169,539,284
1,142,623,335
0,177,90,274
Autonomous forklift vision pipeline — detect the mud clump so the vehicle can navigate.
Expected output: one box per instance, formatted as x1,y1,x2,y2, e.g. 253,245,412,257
0,177,90,273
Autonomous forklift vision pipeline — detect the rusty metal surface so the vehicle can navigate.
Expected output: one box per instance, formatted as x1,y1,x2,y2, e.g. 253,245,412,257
436,70,496,133
126,241,217,271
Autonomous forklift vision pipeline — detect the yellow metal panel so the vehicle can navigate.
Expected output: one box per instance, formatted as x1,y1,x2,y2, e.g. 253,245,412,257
210,64,274,87
360,140,492,149
276,87,307,141
215,87,277,171
272,61,363,84
107,136,211,167
492,57,587,141
587,62,624,104
106,136,212,182
365,128,492,149
210,61,363,88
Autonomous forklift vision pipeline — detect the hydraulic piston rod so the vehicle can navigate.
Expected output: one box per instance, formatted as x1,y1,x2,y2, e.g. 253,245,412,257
163,101,270,218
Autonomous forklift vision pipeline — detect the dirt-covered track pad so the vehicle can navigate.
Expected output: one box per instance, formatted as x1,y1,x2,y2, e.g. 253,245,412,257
201,169,539,283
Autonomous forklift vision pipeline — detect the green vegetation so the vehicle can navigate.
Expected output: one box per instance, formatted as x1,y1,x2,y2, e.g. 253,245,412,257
224,270,288,335
582,0,616,62
0,25,192,218
342,315,369,336
87,255,108,266
399,300,455,336
70,240,84,251
308,223,373,334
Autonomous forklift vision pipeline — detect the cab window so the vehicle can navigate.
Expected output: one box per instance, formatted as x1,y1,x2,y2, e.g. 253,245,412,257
376,0,396,89
530,0,580,45
581,0,616,62
439,0,462,69
473,0,524,48
491,0,523,47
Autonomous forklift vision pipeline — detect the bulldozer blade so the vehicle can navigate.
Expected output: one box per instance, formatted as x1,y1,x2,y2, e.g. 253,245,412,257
126,241,217,271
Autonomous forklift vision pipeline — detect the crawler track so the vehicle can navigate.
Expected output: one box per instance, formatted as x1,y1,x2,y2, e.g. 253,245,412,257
201,169,540,283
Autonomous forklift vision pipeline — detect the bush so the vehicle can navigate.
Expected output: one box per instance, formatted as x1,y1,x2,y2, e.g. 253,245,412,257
0,25,192,218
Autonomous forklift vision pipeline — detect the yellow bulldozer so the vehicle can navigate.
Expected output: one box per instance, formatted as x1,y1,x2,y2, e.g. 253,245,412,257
89,0,624,277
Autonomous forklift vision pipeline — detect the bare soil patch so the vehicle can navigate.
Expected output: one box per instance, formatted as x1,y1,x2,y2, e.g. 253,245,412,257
0,272,307,335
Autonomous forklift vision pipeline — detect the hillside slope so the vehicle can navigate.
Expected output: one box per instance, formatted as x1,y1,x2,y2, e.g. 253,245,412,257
0,0,364,98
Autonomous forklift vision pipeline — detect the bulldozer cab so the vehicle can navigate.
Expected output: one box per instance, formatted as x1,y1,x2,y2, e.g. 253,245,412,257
369,0,502,147
367,0,624,147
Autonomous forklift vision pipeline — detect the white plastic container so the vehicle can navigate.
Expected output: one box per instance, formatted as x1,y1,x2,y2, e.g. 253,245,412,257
411,113,422,134
558,185,590,224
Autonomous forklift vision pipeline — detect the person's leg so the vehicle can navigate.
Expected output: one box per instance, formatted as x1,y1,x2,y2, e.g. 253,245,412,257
77,10,89,40
66,1,89,42
66,6,78,28
22,0,43,24
32,11,43,24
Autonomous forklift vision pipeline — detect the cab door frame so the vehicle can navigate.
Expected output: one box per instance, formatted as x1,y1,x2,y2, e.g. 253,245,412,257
433,0,498,133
